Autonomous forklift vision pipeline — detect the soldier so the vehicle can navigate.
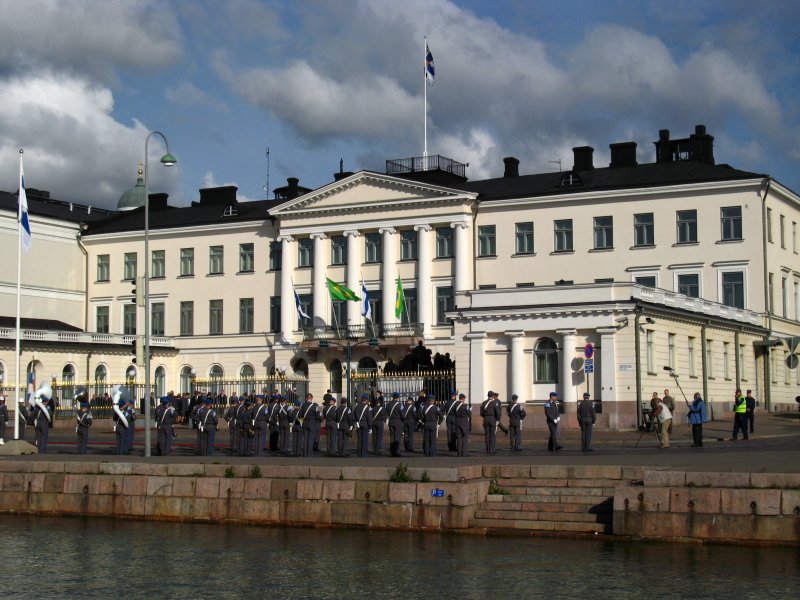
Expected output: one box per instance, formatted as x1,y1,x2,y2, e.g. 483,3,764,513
224,396,238,454
155,396,176,456
252,395,269,457
544,392,562,452
290,400,303,457
16,398,29,440
371,396,387,455
421,396,443,457
73,386,92,454
234,396,247,455
454,393,471,457
443,390,458,452
199,397,218,456
112,394,129,455
507,394,526,452
190,396,204,450
32,396,52,454
277,396,291,454
355,393,373,458
335,397,354,456
577,392,596,452
124,398,137,454
268,394,281,452
240,398,254,456
480,391,500,454
323,396,338,456
0,396,8,445
401,396,416,452
386,392,404,457
300,393,321,458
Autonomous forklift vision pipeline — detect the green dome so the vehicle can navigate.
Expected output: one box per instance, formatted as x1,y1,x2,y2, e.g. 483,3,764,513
117,163,148,211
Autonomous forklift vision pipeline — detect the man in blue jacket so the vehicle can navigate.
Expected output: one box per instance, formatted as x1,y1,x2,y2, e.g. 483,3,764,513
688,392,707,448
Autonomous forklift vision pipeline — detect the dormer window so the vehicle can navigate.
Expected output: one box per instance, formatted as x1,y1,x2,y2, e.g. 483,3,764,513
222,205,238,217
560,171,582,187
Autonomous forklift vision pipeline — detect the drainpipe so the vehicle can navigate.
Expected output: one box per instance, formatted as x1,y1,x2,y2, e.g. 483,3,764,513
701,320,710,420
734,328,741,392
760,177,773,411
76,231,89,332
634,307,642,429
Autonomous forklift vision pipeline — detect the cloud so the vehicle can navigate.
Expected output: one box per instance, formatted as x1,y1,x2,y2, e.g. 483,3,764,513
165,81,228,113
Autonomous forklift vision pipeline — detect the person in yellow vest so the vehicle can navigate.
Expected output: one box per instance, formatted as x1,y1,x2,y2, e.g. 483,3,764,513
730,388,748,441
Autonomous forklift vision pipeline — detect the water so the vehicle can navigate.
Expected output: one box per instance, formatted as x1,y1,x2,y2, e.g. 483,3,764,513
0,515,798,599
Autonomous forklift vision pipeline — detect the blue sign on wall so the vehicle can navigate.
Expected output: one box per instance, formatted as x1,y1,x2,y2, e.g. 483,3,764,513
584,358,594,373
431,488,444,497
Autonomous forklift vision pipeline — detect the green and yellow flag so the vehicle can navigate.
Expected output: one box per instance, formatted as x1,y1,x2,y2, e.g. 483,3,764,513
395,276,406,318
326,277,360,301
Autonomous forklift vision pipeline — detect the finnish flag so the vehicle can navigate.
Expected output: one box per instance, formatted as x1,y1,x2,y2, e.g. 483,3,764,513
361,279,372,321
294,287,310,320
19,156,31,252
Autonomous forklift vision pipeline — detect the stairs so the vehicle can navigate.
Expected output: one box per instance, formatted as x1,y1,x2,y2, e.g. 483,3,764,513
469,476,615,536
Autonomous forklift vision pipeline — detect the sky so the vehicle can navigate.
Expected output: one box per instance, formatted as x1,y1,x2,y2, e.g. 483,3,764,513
1,0,799,210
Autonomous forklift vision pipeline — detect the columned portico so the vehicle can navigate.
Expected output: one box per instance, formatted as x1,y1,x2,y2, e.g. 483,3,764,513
380,227,397,326
557,328,578,405
415,224,432,337
451,221,470,292
311,233,328,326
506,330,525,400
278,235,295,341
344,230,361,326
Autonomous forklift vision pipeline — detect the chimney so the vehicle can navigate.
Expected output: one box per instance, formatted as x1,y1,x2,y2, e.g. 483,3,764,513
572,146,594,171
655,129,672,163
199,185,238,205
609,142,638,168
148,192,170,210
333,158,354,181
690,124,715,165
503,156,520,178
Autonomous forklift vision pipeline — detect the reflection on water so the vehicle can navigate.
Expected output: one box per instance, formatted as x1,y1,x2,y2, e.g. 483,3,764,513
1,515,799,599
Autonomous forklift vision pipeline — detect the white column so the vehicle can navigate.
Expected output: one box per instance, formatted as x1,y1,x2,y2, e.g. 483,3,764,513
380,227,397,327
415,225,432,337
557,328,578,405
507,331,525,401
451,221,470,292
597,327,617,402
467,332,487,405
311,233,328,327
278,235,294,342
344,230,361,327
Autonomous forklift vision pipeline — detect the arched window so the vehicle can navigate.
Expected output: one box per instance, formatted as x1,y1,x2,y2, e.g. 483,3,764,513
155,366,166,398
209,365,224,395
357,356,377,372
329,359,342,394
292,359,308,377
535,338,558,383
94,365,108,398
180,366,194,395
61,364,76,401
0,361,6,387
240,364,255,394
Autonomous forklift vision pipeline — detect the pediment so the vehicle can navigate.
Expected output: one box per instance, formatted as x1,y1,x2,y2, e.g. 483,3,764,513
270,171,474,216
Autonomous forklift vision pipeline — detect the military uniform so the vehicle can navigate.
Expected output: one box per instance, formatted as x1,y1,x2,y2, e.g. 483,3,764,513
454,394,471,456
299,396,321,457
268,398,281,452
123,401,136,454
577,393,596,452
17,402,29,440
199,399,218,456
323,400,338,456
240,401,254,456
371,400,387,455
480,393,500,454
335,399,354,456
0,399,8,444
113,401,129,455
507,395,526,451
155,398,176,456
401,400,416,452
252,398,269,457
277,399,291,454
443,393,458,452
75,403,93,454
386,393,404,457
289,401,303,457
421,398,442,457
355,396,373,458
224,399,238,453
33,400,52,454
544,393,562,452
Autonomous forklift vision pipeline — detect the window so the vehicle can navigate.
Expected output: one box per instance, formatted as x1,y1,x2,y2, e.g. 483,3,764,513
677,273,700,298
478,225,496,257
782,276,788,318
331,235,347,265
634,213,654,247
222,205,238,217
239,298,254,334
688,337,696,377
768,273,774,313
209,246,224,274
209,365,224,395
296,294,312,329
706,340,714,378
723,342,730,379
180,301,193,336
329,360,343,394
554,219,573,252
180,366,193,395
298,238,313,268
269,296,281,333
96,255,110,282
239,243,254,272
367,292,382,325
535,338,558,383
269,241,282,271
365,233,381,263
721,206,742,241
94,365,107,396
96,306,109,333
593,216,613,249
150,250,165,278
635,276,656,288
767,207,773,243
239,364,255,394
721,271,745,308
515,222,534,254
435,286,454,325
436,227,453,258
676,210,697,244
123,304,137,335
209,299,223,335
668,334,676,370
646,330,655,373
180,248,194,276
331,300,346,329
155,366,165,397
123,252,137,280
151,302,164,336
400,230,417,260
399,288,417,325
780,214,785,248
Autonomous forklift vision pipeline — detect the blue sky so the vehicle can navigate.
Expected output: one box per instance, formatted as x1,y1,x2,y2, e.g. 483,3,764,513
1,0,799,209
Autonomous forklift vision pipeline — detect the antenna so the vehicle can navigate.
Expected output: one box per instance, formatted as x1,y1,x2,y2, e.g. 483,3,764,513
262,147,270,198
548,158,562,172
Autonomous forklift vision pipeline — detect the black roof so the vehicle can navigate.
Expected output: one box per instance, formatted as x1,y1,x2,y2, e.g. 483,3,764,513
0,189,114,224
0,316,82,332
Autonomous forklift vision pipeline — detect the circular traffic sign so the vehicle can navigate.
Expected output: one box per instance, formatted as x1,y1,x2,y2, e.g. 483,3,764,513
584,343,594,359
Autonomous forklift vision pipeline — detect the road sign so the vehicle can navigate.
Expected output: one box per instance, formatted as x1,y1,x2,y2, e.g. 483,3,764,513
431,488,444,497
584,358,594,373
584,343,594,359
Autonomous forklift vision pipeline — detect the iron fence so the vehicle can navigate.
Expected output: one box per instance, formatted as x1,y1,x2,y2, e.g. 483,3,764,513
351,369,456,405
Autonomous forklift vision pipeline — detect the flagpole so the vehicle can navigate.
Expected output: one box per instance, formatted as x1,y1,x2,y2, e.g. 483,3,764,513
13,149,23,440
402,277,412,328
423,36,428,160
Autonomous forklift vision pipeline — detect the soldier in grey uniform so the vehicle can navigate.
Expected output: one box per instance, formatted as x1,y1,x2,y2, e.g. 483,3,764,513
386,392,404,457
252,395,269,457
277,396,291,454
443,390,458,452
454,393,471,457
268,394,281,452
507,394,526,451
300,393,321,457
401,397,416,452
290,400,303,457
370,397,387,455
155,396,176,456
224,396,238,454
421,395,443,457
355,393,373,458
198,397,218,456
335,397,354,456
240,399,254,456
577,392,596,452
0,396,8,445
323,396,338,456
544,392,562,452
75,388,92,454
480,391,500,454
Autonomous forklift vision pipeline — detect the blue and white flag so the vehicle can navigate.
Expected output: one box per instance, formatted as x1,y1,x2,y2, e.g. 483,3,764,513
294,287,310,320
425,43,435,85
26,371,35,404
361,278,372,321
19,155,31,252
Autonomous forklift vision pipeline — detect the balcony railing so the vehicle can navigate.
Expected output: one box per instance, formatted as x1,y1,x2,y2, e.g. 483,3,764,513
385,155,466,178
302,322,423,342
0,328,173,347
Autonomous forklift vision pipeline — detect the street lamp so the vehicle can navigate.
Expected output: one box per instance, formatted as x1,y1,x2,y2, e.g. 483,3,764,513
143,131,176,457
319,337,379,405
190,368,197,396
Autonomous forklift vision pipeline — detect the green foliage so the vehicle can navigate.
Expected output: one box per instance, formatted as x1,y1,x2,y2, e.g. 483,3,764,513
249,465,262,479
389,462,414,483
224,466,235,479
420,470,431,483
488,479,510,495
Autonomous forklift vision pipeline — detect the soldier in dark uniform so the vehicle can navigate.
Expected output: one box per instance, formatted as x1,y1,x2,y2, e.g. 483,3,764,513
443,390,458,452
480,391,500,454
290,400,303,457
155,396,176,456
401,396,416,452
252,395,269,457
277,396,291,454
32,395,52,454
124,398,136,454
268,394,281,452
371,397,387,455
544,392,562,452
190,397,203,450
199,397,218,456
75,388,92,455
335,397,354,456
323,396,338,456
355,393,373,458
421,395,443,457
577,392,596,452
112,392,129,455
299,393,321,457
0,396,8,445
507,394,526,451
240,398,254,456
386,392,404,457
234,396,247,455
454,393,471,457
224,397,238,454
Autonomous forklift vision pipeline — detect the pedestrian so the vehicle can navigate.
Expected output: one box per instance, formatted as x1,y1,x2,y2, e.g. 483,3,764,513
577,392,596,452
401,397,416,452
252,395,269,457
300,393,321,457
544,392,562,452
507,394,526,451
155,396,176,456
75,388,92,455
335,397,354,457
687,392,707,447
443,390,458,452
199,397,218,456
730,389,748,441
323,396,338,456
0,396,8,445
480,391,500,454
454,393,471,456
652,397,672,448
421,395,442,457
386,392,404,457
371,397,386,455
649,391,660,411
355,393,372,458
745,389,756,434
662,389,675,434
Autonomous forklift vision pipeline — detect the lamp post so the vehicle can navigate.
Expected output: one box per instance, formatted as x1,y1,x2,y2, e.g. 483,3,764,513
190,368,197,396
143,131,177,457
319,337,378,405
